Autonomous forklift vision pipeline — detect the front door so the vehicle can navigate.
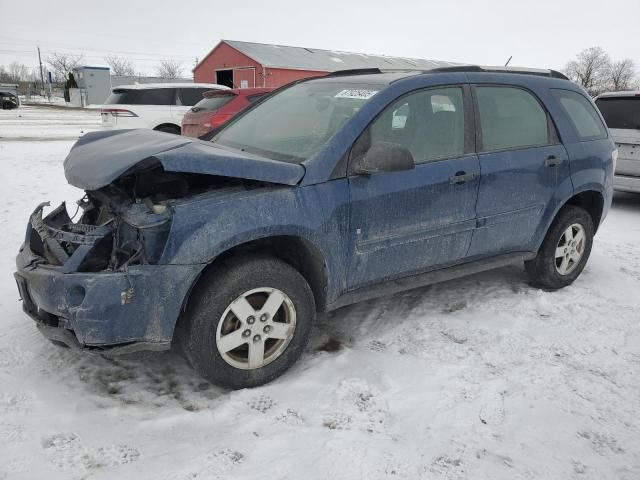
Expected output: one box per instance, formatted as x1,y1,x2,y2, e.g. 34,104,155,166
347,86,480,289
467,85,571,257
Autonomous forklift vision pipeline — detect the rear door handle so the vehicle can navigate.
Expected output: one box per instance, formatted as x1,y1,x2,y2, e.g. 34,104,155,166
449,171,478,184
544,155,562,167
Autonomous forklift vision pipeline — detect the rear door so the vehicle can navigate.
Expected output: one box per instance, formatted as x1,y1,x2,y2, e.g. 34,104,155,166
347,85,480,289
131,88,177,128
102,87,176,128
468,85,570,257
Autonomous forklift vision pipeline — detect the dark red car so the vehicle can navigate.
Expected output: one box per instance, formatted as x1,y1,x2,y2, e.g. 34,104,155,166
181,87,275,138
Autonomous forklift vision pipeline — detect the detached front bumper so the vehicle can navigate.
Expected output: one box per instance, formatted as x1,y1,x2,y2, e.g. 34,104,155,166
15,243,202,355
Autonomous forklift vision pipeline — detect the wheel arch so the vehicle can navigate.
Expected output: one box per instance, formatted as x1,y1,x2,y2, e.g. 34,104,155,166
177,234,330,334
563,189,605,232
533,188,605,253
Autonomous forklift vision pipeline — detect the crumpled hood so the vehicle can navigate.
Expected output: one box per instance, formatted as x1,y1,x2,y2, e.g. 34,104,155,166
64,129,305,190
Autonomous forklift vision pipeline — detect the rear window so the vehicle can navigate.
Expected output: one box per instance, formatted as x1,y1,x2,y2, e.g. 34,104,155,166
191,94,235,112
179,88,211,106
552,89,607,140
595,97,640,130
105,88,176,105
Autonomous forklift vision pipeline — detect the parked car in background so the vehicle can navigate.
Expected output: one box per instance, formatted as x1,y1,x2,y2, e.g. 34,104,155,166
100,83,229,134
1,91,19,109
182,87,274,138
595,91,640,193
16,67,614,389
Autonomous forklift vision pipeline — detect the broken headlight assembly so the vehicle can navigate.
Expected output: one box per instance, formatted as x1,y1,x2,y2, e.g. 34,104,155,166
27,192,172,273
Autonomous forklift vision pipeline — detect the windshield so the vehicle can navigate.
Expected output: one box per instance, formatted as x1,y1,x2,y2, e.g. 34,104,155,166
213,80,383,163
596,97,640,130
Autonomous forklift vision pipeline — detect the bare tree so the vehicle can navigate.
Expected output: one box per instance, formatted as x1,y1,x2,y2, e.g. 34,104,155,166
607,59,636,91
7,62,30,82
565,47,611,95
0,65,9,82
156,58,183,79
104,55,136,76
46,52,84,82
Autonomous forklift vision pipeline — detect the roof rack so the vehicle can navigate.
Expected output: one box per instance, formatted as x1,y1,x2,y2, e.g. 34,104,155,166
327,65,570,80
428,65,569,80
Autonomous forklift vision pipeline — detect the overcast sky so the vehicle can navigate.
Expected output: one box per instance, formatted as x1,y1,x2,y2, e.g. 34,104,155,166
2,0,639,77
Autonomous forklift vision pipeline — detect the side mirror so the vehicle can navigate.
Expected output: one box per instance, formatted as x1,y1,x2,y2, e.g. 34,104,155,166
353,141,415,175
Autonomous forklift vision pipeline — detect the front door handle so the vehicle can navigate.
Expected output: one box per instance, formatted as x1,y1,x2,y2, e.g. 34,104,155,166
449,171,478,184
544,155,562,167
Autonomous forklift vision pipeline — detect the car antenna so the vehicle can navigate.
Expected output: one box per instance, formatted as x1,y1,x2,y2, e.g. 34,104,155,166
504,56,513,67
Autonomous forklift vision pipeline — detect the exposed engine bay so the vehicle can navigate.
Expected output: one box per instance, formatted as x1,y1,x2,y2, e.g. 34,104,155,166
28,164,254,273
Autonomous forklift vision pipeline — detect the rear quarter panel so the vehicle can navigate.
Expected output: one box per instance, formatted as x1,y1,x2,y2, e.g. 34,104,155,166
543,87,615,228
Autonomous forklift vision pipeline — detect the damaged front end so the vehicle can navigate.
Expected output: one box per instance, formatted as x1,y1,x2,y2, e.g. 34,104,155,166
27,189,172,275
13,165,224,354
15,128,305,355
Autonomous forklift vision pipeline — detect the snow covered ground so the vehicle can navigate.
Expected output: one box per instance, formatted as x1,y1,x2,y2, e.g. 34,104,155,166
0,105,100,141
1,106,639,480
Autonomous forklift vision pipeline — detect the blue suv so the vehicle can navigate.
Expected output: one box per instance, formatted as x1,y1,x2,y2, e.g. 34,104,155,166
15,67,615,388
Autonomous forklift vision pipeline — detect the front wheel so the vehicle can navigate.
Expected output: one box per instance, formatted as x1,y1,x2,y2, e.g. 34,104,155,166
525,205,594,290
178,256,315,389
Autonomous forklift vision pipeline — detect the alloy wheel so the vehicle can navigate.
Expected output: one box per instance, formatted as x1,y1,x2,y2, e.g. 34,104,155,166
554,223,586,276
215,287,296,370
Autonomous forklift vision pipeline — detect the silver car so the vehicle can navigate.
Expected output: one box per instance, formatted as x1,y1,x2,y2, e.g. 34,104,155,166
595,91,640,193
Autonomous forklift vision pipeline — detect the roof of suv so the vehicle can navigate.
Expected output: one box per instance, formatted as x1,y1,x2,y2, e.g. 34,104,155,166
323,65,569,81
297,66,571,91
113,83,229,90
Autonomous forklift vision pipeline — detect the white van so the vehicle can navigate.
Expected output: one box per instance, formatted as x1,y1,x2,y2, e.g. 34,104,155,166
595,91,640,193
100,83,229,134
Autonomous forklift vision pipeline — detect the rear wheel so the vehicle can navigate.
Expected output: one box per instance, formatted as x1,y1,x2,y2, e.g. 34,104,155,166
178,256,315,389
525,205,594,289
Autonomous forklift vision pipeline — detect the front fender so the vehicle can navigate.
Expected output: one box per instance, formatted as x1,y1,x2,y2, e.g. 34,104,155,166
161,180,351,303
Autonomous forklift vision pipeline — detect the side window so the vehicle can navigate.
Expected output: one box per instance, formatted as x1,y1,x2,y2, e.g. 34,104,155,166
180,88,209,106
552,89,608,140
136,88,175,105
363,87,465,163
476,86,550,151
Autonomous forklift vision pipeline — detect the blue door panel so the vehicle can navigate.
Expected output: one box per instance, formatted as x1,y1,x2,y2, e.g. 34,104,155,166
348,155,480,289
468,144,570,257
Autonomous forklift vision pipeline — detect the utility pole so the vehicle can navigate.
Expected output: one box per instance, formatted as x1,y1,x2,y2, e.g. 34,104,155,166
37,46,45,96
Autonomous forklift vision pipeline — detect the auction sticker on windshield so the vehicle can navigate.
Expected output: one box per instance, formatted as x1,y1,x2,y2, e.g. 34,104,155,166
334,89,379,99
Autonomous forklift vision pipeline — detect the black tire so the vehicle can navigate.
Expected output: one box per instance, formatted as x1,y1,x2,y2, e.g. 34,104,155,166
525,205,594,290
177,255,315,389
154,124,181,135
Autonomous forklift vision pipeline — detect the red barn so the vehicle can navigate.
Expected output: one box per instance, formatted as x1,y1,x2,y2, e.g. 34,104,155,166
193,40,458,89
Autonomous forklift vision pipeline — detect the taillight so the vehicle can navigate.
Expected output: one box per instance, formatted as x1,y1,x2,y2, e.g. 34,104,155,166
101,108,138,117
204,113,233,129
612,149,618,173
